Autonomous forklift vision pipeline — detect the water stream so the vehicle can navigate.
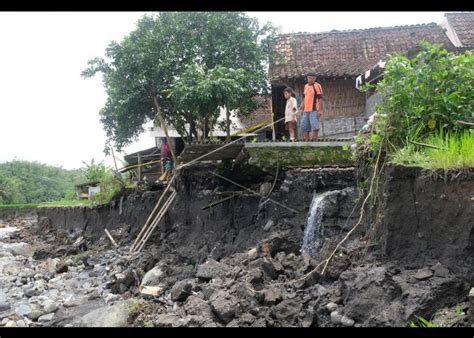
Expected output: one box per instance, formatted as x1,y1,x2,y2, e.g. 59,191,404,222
301,190,339,257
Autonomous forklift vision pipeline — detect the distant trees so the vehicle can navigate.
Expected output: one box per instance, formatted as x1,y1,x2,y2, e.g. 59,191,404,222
82,12,276,150
0,160,83,204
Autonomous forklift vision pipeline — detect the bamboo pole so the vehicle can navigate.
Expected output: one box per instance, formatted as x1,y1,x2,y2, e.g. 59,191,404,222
208,170,298,214
105,228,118,248
129,174,175,252
135,191,177,253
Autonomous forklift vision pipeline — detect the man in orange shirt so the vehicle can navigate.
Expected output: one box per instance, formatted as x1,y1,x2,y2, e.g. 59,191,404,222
299,72,323,141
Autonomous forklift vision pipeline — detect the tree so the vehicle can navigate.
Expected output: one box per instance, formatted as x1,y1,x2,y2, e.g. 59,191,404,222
169,65,255,141
79,159,109,182
82,12,276,151
0,160,84,204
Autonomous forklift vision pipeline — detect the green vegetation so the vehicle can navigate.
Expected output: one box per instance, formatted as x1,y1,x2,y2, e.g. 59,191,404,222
391,131,474,169
0,159,127,208
409,316,440,328
82,12,276,150
0,160,83,204
0,203,40,209
353,42,474,245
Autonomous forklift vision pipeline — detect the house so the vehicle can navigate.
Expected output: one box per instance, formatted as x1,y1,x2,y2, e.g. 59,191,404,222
268,23,455,139
75,182,101,200
441,12,474,49
149,100,273,147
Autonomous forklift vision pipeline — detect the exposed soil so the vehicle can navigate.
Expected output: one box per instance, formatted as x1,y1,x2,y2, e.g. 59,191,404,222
0,164,472,327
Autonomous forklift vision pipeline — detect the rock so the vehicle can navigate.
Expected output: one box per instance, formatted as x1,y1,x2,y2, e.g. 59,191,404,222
27,310,44,321
184,296,213,318
104,293,121,304
272,299,302,324
251,318,267,327
55,262,69,274
46,258,57,273
209,290,237,324
259,182,272,196
14,303,31,316
153,313,183,327
325,302,338,312
330,311,343,325
248,258,284,280
0,260,23,275
1,318,9,325
5,320,17,327
24,287,43,298
340,315,355,327
38,313,54,322
247,248,258,260
16,319,26,327
247,268,264,290
414,268,433,281
170,280,193,302
432,262,450,277
140,266,164,287
1,242,35,257
263,219,275,232
263,287,283,306
70,299,135,327
43,301,58,314
0,302,10,312
196,259,231,281
63,295,80,307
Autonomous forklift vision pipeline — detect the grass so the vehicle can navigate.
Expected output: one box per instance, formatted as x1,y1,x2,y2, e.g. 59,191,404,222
409,316,440,328
391,131,474,170
38,199,93,208
0,199,93,209
0,203,40,209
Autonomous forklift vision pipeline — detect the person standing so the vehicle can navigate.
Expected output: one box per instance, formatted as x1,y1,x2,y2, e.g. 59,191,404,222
283,87,298,141
299,72,323,141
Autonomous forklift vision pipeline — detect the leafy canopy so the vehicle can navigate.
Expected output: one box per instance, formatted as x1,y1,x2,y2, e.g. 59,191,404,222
82,12,276,151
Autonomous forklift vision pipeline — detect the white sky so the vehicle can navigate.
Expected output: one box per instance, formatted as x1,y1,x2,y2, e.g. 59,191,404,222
0,11,449,169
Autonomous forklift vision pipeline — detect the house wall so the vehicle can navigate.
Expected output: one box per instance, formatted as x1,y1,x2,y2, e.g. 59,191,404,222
272,78,366,138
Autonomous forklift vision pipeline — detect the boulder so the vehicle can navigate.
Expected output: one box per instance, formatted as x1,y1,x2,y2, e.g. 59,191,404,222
209,290,237,324
170,280,193,302
196,259,231,281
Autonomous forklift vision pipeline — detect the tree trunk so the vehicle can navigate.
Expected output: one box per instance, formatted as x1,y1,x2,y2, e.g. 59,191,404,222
225,108,231,142
153,96,177,165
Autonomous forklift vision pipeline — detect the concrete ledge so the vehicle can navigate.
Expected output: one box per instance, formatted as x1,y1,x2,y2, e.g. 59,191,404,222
245,145,354,168
245,141,353,148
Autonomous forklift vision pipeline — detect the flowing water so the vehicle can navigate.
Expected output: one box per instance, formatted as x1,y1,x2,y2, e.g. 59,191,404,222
301,190,339,257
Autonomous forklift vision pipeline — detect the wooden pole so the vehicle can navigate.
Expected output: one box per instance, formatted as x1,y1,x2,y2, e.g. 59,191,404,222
135,191,177,253
153,96,177,165
111,147,119,172
137,152,142,182
129,174,175,253
105,228,118,248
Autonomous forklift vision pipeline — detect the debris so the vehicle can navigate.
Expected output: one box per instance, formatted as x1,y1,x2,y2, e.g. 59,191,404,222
139,286,163,297
104,229,118,248
414,268,434,281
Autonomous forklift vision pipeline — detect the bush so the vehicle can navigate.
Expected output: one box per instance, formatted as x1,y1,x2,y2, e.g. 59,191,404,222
374,41,473,147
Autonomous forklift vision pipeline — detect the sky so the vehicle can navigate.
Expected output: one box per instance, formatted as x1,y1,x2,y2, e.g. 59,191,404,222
0,11,449,169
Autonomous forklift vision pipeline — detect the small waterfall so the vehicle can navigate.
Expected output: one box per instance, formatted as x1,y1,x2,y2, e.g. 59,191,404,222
301,190,338,257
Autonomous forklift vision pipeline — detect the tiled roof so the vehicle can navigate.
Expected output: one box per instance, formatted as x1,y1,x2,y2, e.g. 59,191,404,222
445,12,474,47
269,23,454,80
